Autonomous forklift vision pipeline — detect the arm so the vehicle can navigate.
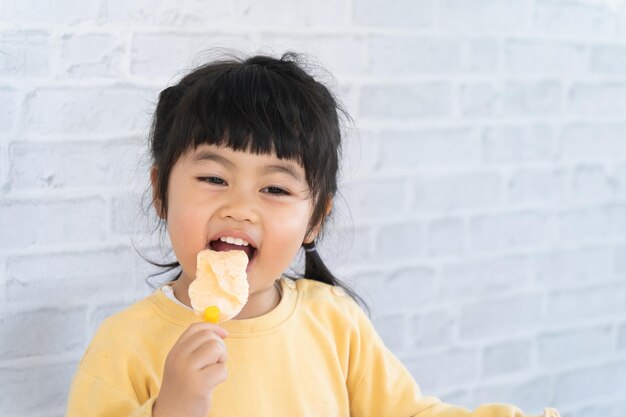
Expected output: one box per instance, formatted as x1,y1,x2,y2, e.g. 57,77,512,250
65,369,157,417
344,300,560,417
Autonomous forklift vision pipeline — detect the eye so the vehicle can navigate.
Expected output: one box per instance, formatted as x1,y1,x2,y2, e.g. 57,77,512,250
198,176,226,185
263,186,289,195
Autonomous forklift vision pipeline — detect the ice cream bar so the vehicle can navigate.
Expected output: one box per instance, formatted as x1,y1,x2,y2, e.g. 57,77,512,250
189,249,249,322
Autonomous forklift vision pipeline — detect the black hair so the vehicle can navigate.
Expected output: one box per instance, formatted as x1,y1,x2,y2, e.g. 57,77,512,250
139,51,368,312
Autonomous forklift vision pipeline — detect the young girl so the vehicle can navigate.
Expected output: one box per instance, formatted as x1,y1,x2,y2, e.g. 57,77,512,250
65,52,560,417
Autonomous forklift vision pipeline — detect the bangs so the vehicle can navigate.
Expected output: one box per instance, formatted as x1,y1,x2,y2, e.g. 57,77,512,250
169,63,318,166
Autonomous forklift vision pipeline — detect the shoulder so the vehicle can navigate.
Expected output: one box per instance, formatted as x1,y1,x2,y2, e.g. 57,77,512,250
83,294,159,358
291,278,367,326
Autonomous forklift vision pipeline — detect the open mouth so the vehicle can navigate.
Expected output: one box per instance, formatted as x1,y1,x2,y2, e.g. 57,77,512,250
208,239,257,263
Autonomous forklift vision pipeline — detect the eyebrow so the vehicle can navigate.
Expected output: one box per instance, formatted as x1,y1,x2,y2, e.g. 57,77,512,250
192,150,303,181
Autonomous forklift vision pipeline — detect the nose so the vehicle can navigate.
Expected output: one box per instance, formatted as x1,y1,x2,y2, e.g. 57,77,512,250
216,188,259,223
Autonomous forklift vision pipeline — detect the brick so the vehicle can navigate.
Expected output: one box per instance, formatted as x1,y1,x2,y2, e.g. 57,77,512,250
131,33,253,78
562,123,626,160
459,83,499,117
470,211,556,253
537,325,613,368
591,44,626,73
0,88,17,131
412,172,501,213
546,284,623,324
434,390,473,407
59,33,125,78
533,1,614,38
379,128,481,169
23,86,155,134
373,313,407,352
426,217,466,258
571,401,626,417
232,0,351,27
503,81,562,116
0,31,49,77
505,168,567,204
354,0,435,28
410,309,454,349
616,162,626,199
619,4,626,37
102,0,232,27
341,179,408,221
373,221,426,262
258,34,368,76
459,295,542,340
369,36,462,74
567,83,626,117
360,83,451,119
568,165,612,203
8,139,144,190
111,192,156,237
0,306,88,359
482,339,532,377
618,322,626,352
0,198,108,249
0,0,99,24
0,361,77,415
403,348,478,391
465,38,500,73
616,244,626,276
439,0,528,33
316,225,374,270
504,40,588,74
341,129,380,179
376,267,437,312
343,270,387,310
557,205,614,241
0,143,6,194
472,377,552,414
535,245,615,287
554,361,626,408
6,246,132,306
336,83,359,125
483,125,559,165
440,255,531,300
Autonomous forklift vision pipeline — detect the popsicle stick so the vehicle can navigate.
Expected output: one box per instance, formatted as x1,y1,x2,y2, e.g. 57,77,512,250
203,306,220,323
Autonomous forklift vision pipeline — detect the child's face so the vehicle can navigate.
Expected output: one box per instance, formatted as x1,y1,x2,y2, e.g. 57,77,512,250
162,143,316,309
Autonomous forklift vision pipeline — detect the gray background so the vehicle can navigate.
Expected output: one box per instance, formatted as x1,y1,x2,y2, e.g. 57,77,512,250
1,1,626,416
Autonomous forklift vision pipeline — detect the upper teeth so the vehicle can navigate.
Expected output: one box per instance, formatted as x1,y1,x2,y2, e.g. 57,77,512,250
219,236,250,246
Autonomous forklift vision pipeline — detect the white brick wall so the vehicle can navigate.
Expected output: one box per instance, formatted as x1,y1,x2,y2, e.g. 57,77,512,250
1,1,625,416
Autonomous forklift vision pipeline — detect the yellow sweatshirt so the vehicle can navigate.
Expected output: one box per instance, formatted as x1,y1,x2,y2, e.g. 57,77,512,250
65,277,560,417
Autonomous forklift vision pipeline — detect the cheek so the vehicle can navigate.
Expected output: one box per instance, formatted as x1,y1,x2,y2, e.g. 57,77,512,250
267,204,312,246
166,198,211,261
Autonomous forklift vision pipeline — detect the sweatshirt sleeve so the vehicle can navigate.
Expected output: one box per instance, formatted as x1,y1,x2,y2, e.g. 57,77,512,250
64,315,161,417
65,369,157,417
345,299,560,417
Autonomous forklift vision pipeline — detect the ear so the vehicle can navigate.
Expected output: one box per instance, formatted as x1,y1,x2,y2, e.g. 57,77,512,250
303,199,333,244
150,165,165,220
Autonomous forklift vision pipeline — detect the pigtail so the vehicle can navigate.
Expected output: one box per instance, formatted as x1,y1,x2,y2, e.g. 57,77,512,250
302,241,370,315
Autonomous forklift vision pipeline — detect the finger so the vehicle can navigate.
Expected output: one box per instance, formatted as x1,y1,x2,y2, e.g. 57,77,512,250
176,322,228,347
199,363,228,389
183,328,227,354
191,339,229,368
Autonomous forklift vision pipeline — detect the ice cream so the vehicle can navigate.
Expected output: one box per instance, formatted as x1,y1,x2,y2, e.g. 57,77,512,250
188,249,250,322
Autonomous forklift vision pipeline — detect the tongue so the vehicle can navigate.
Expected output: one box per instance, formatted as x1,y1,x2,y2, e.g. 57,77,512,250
210,240,254,260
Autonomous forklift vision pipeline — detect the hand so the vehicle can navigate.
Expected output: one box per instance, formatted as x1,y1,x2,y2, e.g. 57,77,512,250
152,322,229,417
